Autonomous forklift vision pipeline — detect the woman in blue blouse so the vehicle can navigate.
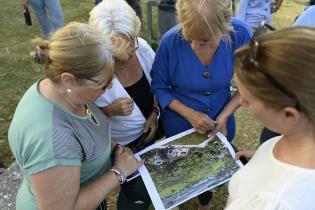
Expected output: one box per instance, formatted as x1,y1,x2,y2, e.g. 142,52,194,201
150,0,252,209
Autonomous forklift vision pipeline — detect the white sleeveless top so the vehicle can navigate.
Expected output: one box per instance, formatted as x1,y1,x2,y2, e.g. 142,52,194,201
95,37,155,145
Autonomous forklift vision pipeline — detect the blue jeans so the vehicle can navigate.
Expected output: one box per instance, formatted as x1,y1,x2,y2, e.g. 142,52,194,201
95,0,102,5
28,0,64,39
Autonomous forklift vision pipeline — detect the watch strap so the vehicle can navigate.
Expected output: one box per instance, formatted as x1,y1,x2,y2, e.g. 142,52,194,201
109,166,126,184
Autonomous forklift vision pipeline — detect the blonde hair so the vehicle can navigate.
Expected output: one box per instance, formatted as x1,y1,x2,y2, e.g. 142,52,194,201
235,27,315,123
176,0,232,41
89,0,141,59
30,22,124,88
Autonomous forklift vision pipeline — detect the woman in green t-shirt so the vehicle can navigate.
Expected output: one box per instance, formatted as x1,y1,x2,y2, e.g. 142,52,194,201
8,22,143,210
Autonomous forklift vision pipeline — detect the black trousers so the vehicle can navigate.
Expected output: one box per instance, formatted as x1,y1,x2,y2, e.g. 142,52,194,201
126,0,142,21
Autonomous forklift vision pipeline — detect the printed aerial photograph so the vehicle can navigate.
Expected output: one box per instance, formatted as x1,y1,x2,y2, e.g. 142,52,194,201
140,131,241,209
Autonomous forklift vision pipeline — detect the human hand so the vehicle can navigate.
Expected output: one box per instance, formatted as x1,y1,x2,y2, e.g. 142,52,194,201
113,145,143,176
143,112,158,143
212,115,228,137
271,0,283,13
101,97,134,117
234,150,256,161
187,110,216,134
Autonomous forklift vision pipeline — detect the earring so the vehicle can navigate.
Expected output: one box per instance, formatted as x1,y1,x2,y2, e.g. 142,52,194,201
67,88,71,93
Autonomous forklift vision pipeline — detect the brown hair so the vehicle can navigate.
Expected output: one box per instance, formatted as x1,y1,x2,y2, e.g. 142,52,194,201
30,22,127,88
235,27,315,122
176,0,232,41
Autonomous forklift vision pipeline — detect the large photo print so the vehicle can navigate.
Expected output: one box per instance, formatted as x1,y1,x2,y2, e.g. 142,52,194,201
135,129,243,210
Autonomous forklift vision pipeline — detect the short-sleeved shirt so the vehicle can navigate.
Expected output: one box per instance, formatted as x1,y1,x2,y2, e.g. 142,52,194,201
293,5,315,27
8,81,111,210
150,18,252,141
237,0,272,29
226,136,315,210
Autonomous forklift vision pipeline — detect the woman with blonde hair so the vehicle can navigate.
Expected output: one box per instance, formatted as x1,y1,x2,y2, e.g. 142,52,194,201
150,0,252,208
227,26,315,210
89,0,161,209
8,22,142,210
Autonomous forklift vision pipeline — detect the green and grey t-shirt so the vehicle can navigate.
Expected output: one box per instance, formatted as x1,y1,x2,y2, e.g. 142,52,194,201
8,81,111,210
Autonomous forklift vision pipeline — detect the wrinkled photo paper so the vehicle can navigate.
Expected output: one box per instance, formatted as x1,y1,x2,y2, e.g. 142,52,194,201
134,128,243,210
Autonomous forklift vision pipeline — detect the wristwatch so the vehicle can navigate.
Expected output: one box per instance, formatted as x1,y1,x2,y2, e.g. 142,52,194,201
152,107,160,120
109,166,126,184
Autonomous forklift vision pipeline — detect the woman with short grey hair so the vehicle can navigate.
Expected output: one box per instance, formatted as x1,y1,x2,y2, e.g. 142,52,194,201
89,1,161,209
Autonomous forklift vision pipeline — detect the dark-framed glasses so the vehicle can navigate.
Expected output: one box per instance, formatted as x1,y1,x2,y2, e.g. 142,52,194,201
78,74,116,91
130,36,139,53
242,22,301,111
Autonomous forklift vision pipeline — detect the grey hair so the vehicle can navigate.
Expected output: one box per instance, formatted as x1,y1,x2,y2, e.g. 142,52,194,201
89,0,141,39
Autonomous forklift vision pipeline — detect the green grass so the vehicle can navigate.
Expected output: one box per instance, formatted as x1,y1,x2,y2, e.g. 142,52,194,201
0,0,305,209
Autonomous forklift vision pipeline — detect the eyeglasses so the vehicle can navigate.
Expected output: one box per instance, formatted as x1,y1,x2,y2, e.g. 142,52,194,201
130,36,139,54
79,74,115,91
242,22,301,111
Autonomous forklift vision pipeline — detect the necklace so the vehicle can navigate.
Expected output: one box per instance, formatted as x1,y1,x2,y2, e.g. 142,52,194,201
85,105,99,125
85,105,92,116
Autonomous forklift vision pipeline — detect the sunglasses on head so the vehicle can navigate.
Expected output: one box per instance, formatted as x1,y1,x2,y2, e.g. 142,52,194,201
242,21,301,111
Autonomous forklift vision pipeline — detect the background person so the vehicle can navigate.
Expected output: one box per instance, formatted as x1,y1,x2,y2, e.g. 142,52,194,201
237,0,283,30
227,26,315,210
93,0,142,21
21,0,64,39
89,1,160,209
293,5,315,27
150,0,252,209
8,22,142,210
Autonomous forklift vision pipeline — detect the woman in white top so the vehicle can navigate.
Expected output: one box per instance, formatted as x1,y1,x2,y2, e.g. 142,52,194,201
89,0,160,151
226,26,315,210
89,1,161,209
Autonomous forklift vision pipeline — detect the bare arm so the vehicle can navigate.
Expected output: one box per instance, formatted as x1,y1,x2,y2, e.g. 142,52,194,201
30,146,143,210
215,92,241,136
30,166,120,210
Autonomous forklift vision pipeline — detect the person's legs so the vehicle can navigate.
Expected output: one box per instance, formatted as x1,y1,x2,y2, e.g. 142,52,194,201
44,0,64,35
198,191,212,210
134,0,143,21
28,0,52,39
95,0,102,5
117,177,151,210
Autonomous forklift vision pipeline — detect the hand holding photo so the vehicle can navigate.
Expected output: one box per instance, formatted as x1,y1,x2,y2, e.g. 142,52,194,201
135,129,243,210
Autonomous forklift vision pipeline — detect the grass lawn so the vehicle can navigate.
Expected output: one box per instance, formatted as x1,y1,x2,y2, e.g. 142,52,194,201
0,0,306,209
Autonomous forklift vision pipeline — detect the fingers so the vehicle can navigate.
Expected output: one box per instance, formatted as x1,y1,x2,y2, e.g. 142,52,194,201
114,145,123,157
234,152,243,160
137,159,145,167
144,125,156,142
195,114,216,134
114,147,143,176
233,150,255,161
113,97,134,116
122,146,133,155
143,120,150,133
